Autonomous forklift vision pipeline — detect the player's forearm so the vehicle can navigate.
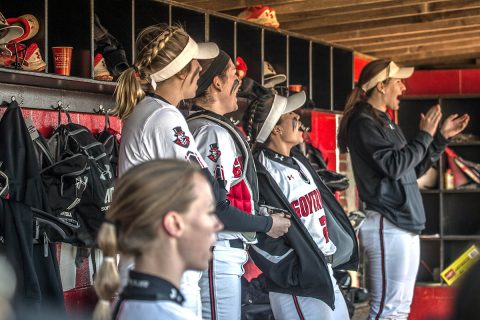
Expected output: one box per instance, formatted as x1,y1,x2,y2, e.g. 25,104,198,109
216,200,273,232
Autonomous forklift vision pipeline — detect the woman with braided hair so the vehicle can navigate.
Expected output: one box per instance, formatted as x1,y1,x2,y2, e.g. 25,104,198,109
114,24,219,316
93,160,223,320
244,92,358,320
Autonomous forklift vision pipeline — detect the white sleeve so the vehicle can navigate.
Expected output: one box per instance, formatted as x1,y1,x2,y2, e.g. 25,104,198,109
193,125,236,191
144,108,207,168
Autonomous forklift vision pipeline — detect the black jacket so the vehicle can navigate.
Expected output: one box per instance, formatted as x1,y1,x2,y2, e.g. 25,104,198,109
0,100,65,317
249,148,358,309
346,103,449,233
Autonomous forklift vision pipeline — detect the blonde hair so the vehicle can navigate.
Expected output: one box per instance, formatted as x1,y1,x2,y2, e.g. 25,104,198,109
93,160,200,320
114,24,193,120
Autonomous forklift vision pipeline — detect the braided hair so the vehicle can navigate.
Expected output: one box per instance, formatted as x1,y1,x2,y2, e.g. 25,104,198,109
114,24,192,120
242,93,275,148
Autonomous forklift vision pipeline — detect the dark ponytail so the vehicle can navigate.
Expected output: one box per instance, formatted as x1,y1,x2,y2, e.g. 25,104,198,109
338,59,391,153
338,86,367,153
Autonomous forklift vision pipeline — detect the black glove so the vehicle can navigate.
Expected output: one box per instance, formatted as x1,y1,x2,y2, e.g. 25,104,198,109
94,14,129,77
317,168,349,192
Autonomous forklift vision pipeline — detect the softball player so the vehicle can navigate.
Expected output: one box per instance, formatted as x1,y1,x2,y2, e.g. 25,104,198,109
93,160,223,320
114,24,218,316
187,50,291,320
337,59,469,319
245,92,358,320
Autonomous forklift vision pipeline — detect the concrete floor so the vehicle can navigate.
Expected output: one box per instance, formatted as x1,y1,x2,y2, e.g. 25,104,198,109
352,302,370,320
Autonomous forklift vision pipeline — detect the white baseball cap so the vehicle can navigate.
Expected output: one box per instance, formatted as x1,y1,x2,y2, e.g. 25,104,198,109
361,61,414,92
263,61,286,89
149,36,219,89
256,91,306,143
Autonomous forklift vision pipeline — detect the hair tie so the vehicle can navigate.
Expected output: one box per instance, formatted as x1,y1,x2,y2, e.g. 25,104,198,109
132,65,141,79
103,256,116,263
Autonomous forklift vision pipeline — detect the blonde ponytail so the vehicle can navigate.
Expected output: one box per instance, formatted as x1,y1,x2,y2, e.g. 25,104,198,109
93,223,121,320
113,67,145,120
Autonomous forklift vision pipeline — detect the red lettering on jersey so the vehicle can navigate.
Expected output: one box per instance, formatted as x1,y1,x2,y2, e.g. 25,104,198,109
291,200,301,217
308,192,315,214
299,196,309,217
291,189,323,218
308,190,317,211
317,189,323,209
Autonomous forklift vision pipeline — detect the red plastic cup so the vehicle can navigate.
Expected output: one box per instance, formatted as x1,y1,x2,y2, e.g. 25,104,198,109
52,46,73,76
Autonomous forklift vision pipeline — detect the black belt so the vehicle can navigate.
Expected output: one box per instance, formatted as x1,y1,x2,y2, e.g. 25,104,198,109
325,254,333,264
228,239,246,249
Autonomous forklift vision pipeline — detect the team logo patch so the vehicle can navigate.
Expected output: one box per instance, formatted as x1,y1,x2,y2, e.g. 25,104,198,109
173,126,190,148
207,143,221,162
233,157,243,178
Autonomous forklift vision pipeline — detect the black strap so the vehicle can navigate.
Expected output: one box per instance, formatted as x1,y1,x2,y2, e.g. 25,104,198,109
104,111,110,130
146,92,172,105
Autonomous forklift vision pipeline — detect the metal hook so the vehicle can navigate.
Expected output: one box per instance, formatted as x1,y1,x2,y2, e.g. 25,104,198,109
51,100,65,111
93,105,106,114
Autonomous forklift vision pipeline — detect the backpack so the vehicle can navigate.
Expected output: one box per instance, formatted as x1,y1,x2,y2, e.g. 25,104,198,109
40,109,114,246
95,111,121,180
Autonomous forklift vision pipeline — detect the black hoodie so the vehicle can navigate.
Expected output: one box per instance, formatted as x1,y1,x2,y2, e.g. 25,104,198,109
346,102,449,233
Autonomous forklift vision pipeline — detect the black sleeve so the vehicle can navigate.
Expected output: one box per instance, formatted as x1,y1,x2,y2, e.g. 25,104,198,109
350,118,433,180
201,168,273,232
415,130,449,177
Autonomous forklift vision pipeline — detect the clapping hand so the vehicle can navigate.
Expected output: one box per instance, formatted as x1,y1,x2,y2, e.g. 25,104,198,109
440,113,470,139
419,104,442,137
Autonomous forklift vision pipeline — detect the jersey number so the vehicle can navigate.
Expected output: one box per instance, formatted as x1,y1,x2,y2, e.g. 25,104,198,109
319,216,330,243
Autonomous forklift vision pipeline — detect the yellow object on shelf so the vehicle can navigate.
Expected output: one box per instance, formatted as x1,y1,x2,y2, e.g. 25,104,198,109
441,244,479,285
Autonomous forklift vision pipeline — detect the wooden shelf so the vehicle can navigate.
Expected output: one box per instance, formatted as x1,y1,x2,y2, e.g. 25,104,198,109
420,189,440,194
443,235,480,240
448,141,480,147
0,68,116,95
420,234,441,240
442,189,480,193
398,94,480,285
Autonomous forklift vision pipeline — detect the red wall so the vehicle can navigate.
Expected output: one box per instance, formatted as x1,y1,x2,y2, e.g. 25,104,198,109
405,69,480,96
310,111,337,171
0,107,122,137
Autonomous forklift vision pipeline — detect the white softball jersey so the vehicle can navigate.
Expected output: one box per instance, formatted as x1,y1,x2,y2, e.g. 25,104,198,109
258,150,336,256
117,95,206,317
189,119,253,243
118,95,207,177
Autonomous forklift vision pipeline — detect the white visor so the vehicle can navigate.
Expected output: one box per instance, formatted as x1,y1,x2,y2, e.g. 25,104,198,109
149,36,219,89
264,74,287,89
256,91,306,143
361,61,414,92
